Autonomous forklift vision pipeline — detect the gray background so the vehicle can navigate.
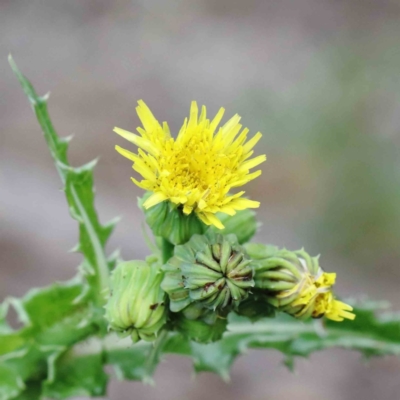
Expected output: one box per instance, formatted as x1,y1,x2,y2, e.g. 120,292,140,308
1,1,400,399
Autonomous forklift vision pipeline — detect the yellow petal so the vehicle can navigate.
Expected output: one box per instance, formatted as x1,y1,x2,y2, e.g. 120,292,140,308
187,101,198,129
183,204,193,215
199,105,207,124
136,100,162,132
143,192,168,209
130,177,148,190
202,212,225,229
115,145,138,162
114,127,159,157
218,206,236,216
132,159,156,181
229,170,262,188
239,154,267,172
209,107,225,134
230,198,260,210
243,132,262,154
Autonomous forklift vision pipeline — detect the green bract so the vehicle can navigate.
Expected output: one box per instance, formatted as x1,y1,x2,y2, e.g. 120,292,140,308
245,243,326,320
162,231,254,315
139,193,206,245
105,260,167,342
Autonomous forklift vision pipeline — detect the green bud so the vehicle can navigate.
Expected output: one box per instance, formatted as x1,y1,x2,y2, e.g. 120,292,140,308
138,193,206,245
162,231,254,314
209,209,258,244
105,260,167,342
245,243,332,320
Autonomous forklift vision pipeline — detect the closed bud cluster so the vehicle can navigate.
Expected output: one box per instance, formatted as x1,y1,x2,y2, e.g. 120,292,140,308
105,260,167,342
245,243,355,322
162,231,254,315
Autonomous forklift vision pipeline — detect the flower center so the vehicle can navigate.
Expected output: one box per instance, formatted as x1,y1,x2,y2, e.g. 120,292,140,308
158,132,240,201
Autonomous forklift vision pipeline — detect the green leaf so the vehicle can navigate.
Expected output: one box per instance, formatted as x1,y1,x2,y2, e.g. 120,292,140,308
60,161,116,302
0,303,12,335
0,364,24,400
105,330,170,383
0,343,64,399
0,277,97,355
185,304,400,378
12,381,41,400
9,55,116,305
0,279,99,399
42,341,108,399
2,277,97,352
103,302,400,382
106,341,152,382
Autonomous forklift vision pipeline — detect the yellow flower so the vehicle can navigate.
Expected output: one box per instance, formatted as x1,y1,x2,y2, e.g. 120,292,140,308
249,246,356,322
114,100,266,229
313,292,356,322
292,272,355,322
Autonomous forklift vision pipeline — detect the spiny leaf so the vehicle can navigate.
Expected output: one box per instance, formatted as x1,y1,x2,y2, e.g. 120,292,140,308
104,303,400,382
0,344,64,399
11,381,41,400
42,341,108,399
0,279,99,399
185,304,400,378
0,303,12,335
1,277,97,352
105,338,153,381
9,55,115,304
0,364,24,400
60,161,113,301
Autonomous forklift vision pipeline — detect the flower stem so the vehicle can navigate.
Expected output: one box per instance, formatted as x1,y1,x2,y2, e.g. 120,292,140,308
143,329,169,383
161,238,174,264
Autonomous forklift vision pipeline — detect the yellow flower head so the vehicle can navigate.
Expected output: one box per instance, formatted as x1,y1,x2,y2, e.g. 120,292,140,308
291,271,356,322
250,247,356,322
114,100,266,229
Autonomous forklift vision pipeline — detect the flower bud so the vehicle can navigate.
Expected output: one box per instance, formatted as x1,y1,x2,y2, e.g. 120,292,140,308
139,193,206,245
162,231,254,314
105,260,167,342
245,244,355,322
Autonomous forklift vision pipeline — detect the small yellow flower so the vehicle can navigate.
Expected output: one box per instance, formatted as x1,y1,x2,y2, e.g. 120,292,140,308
249,246,356,322
313,292,356,322
114,100,266,229
293,271,356,322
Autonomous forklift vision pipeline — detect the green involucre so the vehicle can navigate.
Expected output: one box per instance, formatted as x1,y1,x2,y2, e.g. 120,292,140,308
162,231,255,316
105,261,167,342
139,193,206,246
245,243,325,319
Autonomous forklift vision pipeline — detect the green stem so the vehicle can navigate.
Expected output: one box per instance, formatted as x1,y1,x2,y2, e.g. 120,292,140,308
9,56,110,305
161,238,174,264
143,329,169,383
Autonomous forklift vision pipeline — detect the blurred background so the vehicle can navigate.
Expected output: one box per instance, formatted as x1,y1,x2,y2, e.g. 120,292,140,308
1,0,400,399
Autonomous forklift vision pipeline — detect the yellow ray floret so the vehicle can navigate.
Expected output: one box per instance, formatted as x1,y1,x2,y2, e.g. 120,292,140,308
114,100,266,229
290,272,355,322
